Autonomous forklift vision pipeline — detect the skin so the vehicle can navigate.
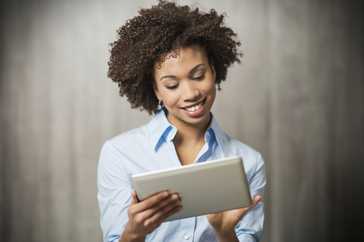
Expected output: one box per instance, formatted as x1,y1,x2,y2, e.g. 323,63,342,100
120,191,182,242
120,45,262,242
153,45,216,165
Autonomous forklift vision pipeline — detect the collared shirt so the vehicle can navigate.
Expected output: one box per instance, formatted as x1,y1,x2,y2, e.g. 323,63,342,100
97,109,266,242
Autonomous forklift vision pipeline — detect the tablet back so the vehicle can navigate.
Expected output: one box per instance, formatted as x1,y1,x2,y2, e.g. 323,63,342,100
131,156,251,221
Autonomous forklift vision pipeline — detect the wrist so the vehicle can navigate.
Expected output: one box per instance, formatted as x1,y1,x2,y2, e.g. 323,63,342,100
120,225,145,242
120,233,145,242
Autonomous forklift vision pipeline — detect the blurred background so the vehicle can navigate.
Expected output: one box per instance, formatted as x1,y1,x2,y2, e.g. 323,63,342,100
0,0,363,242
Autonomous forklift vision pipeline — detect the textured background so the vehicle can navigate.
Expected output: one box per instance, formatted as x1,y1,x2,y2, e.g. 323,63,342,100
1,0,363,242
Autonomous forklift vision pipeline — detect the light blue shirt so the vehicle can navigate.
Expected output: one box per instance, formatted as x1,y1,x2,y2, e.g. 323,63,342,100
97,109,266,242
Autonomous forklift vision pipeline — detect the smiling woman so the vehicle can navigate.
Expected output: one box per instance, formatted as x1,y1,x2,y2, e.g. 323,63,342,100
98,1,266,242
153,46,216,136
153,46,217,166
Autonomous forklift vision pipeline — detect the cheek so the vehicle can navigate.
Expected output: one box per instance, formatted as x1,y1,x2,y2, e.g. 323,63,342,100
203,79,216,97
208,87,216,104
160,91,180,108
202,72,216,94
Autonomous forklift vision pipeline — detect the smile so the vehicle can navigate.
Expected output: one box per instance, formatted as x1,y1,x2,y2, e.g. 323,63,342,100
181,97,207,113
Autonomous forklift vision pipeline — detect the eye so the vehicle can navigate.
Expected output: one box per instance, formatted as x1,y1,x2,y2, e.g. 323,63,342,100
191,74,205,80
166,84,178,90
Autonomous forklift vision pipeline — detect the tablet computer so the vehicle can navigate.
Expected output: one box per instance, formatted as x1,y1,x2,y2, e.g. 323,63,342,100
131,156,252,221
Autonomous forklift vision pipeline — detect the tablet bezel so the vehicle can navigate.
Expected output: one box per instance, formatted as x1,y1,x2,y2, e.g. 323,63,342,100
131,156,252,221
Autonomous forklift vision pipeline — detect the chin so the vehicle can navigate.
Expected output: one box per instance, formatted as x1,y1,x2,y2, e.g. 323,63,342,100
176,110,211,127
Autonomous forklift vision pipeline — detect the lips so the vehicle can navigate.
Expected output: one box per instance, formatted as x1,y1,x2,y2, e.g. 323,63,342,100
181,97,207,118
181,97,206,110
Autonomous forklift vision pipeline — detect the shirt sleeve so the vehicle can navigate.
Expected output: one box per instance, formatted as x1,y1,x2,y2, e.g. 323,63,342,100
97,141,133,242
235,153,266,242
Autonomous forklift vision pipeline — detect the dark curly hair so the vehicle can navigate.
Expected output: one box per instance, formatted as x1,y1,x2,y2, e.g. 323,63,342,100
107,0,242,114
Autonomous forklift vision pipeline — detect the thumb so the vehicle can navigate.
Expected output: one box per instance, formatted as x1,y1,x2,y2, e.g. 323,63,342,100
251,195,262,208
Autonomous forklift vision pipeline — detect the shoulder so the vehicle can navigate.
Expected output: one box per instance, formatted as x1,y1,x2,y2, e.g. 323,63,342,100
210,116,264,167
210,116,264,172
222,136,266,194
97,125,152,172
228,138,263,163
220,133,265,177
103,125,150,153
219,130,263,160
98,124,153,170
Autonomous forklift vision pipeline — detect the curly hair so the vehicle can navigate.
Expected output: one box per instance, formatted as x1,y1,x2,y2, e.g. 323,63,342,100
107,0,242,114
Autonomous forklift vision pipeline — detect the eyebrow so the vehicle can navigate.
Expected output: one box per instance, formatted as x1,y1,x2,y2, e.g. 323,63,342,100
159,64,206,81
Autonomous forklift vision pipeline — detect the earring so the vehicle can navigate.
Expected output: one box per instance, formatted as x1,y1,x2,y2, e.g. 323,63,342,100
216,83,221,91
157,100,164,111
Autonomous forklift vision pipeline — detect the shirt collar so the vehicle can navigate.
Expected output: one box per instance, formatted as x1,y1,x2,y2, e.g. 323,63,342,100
207,113,227,156
147,108,178,152
147,108,227,154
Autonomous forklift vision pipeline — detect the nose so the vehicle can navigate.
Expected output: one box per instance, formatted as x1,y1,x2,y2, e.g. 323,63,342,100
182,82,201,102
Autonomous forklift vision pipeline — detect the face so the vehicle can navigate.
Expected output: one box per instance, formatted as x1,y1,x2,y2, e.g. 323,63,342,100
153,45,216,129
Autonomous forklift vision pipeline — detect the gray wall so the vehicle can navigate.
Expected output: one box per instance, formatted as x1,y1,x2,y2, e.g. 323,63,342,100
1,0,363,242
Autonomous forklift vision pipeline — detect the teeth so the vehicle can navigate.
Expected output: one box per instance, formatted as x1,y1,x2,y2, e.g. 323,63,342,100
186,104,201,112
183,98,205,113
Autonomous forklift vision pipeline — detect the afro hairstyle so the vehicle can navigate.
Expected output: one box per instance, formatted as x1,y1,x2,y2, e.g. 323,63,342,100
107,0,242,114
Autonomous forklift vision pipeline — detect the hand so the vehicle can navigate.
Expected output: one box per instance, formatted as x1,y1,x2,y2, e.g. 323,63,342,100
207,195,262,237
121,190,182,242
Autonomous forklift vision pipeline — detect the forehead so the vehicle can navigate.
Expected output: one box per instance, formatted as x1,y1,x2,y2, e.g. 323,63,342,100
154,46,208,77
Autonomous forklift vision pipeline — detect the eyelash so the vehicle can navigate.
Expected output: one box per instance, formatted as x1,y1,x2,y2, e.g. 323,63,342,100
166,85,178,90
192,75,205,80
165,75,205,90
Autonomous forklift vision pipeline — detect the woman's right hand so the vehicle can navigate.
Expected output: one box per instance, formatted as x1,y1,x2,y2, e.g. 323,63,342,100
120,190,182,242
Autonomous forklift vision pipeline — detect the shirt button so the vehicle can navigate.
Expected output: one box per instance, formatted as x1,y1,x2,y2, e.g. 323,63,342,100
183,234,191,240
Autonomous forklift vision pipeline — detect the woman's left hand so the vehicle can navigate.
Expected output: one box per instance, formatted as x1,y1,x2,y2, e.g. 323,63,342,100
207,195,262,238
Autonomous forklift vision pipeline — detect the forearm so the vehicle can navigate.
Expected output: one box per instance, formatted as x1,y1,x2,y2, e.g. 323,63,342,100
215,230,239,242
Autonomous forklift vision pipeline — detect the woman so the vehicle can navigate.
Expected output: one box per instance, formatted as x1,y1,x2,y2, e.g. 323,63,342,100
97,1,266,242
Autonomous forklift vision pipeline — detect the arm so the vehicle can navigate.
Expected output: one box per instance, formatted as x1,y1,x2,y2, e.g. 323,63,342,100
119,191,181,242
208,153,266,242
209,195,263,242
235,153,266,242
97,141,132,242
97,141,182,242
215,232,239,242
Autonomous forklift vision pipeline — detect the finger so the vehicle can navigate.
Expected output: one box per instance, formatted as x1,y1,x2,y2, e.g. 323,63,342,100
234,207,250,218
251,195,262,207
139,193,181,220
234,197,261,216
145,203,182,229
131,193,180,229
145,205,183,234
131,191,139,204
159,203,183,222
131,190,171,214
